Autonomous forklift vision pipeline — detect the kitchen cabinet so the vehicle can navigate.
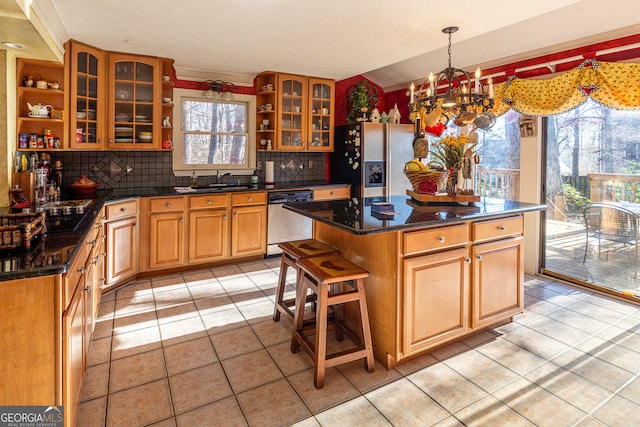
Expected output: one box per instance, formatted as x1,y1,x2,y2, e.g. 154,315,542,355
104,199,138,292
148,196,186,270
188,194,229,263
63,279,84,427
255,71,334,152
16,58,67,150
312,185,350,201
66,40,107,149
231,192,267,257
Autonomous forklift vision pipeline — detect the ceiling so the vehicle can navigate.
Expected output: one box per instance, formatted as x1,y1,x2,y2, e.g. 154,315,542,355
3,0,640,91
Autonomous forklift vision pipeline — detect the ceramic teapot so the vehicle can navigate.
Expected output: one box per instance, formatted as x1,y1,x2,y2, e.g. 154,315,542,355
27,102,53,117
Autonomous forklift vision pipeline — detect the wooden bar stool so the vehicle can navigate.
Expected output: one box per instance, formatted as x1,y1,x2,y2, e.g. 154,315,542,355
273,239,337,323
291,254,374,389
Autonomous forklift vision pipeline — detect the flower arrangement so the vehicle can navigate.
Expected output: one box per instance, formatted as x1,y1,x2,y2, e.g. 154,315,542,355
429,133,476,171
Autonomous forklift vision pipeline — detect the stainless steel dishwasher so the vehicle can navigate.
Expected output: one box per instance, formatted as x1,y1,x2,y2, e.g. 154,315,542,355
267,190,313,255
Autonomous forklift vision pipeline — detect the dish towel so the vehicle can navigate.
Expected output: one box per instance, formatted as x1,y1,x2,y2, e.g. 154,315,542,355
173,187,197,193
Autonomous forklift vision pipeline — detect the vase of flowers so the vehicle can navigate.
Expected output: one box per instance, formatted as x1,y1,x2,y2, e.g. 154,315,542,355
429,133,478,195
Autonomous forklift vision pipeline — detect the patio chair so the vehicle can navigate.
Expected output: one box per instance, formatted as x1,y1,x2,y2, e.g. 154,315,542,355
582,202,639,262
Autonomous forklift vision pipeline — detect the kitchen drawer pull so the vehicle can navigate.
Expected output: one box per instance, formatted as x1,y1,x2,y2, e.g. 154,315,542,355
121,207,127,212
78,267,85,274
465,257,471,264
207,200,212,205
234,213,238,217
247,197,252,202
165,203,171,208
223,215,227,219
437,236,445,243
84,286,90,292
476,255,483,261
87,239,95,246
179,217,184,222
498,225,506,231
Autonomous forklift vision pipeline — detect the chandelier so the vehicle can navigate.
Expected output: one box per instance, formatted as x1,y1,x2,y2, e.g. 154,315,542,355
201,79,239,101
409,27,494,127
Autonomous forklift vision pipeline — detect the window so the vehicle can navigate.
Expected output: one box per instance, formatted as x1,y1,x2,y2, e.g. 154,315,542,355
172,88,255,175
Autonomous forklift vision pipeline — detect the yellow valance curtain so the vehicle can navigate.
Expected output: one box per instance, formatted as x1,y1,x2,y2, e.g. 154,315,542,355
492,59,640,117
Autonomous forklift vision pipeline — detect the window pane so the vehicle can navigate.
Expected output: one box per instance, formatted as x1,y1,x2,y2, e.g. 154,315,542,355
183,101,246,133
184,133,247,165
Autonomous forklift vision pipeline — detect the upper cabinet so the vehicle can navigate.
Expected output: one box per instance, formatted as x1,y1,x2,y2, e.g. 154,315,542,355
67,41,107,150
16,58,67,150
255,72,334,152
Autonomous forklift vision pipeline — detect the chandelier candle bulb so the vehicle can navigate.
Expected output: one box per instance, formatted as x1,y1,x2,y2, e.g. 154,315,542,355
475,67,481,94
410,82,415,104
429,72,435,93
488,77,494,98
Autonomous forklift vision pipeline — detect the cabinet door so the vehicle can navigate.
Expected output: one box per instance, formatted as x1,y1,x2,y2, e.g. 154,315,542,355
189,209,229,263
277,74,307,150
231,205,266,257
105,216,139,287
68,41,106,149
149,212,185,269
307,78,334,151
403,247,470,356
83,256,94,364
93,237,105,317
107,54,161,149
63,285,84,427
471,237,524,329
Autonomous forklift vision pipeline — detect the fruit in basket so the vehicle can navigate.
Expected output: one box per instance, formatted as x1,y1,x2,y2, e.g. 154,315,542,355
405,159,427,172
417,179,438,194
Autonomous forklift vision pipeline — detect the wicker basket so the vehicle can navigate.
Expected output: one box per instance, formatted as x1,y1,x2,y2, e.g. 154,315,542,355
403,169,449,193
0,212,46,251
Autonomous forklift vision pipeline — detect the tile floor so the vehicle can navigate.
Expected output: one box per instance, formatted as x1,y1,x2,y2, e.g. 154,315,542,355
76,258,640,427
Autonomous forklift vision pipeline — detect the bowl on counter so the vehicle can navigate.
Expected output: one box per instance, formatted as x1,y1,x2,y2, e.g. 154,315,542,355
68,175,99,197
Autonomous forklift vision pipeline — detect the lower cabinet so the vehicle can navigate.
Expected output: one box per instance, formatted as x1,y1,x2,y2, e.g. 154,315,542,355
63,280,85,427
403,247,470,355
188,194,229,263
149,211,186,269
104,200,138,290
230,192,267,257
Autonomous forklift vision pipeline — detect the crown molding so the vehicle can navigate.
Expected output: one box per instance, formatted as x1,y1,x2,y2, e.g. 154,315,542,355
174,65,255,87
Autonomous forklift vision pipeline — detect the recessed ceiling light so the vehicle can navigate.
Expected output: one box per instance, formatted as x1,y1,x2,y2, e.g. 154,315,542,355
2,42,24,49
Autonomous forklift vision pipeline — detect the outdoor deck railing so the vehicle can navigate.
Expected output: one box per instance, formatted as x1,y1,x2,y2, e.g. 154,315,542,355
477,168,520,200
588,173,640,203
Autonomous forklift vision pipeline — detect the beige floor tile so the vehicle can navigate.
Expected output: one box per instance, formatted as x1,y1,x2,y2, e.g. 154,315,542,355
565,299,627,325
553,348,635,392
462,329,500,348
290,417,321,427
266,341,314,376
288,367,359,414
147,417,177,427
365,377,448,426
393,352,439,377
76,396,107,427
109,348,166,393
155,301,200,325
201,306,248,335
211,325,263,360
475,337,546,375
164,336,218,376
212,264,244,278
159,316,207,346
111,325,162,360
194,294,235,316
576,336,640,373
336,359,400,393
100,290,116,303
151,273,186,292
454,395,535,426
93,316,114,339
247,270,280,288
115,280,153,300
169,362,233,414
432,416,465,427
187,281,227,300
87,336,111,366
153,286,193,305
218,275,257,294
221,349,283,393
97,299,116,320
593,395,640,425
237,378,311,427
80,362,110,402
238,260,270,273
430,341,471,361
524,362,612,413
597,326,640,353
176,396,247,427
582,294,639,315
573,416,608,427
314,396,391,427
409,363,488,413
112,310,158,335
114,293,156,317
106,378,173,427
251,318,295,347
181,268,216,284
618,376,640,405
524,295,562,316
525,316,592,346
229,289,270,307
492,377,586,427
525,287,581,307
444,349,520,392
502,325,571,360
546,308,610,334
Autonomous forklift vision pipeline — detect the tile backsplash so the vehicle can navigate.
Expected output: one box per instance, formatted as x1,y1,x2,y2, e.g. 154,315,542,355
43,150,327,190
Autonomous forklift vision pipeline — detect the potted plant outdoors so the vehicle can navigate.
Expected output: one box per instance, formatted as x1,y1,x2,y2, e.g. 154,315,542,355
347,80,380,124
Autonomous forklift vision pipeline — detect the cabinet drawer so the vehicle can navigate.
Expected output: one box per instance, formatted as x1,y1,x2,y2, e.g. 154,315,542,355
472,215,523,242
149,196,185,213
189,194,228,210
403,224,469,256
313,186,350,201
64,244,87,308
231,192,266,206
106,200,138,220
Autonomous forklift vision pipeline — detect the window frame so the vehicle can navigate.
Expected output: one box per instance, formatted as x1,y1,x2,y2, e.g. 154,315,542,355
172,88,256,176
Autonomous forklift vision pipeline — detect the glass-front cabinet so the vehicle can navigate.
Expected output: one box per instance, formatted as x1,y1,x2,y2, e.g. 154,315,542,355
68,41,106,149
308,78,334,151
107,54,161,149
278,74,307,151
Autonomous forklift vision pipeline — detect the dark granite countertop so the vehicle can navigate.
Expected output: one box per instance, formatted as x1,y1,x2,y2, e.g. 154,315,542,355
283,195,547,235
0,181,349,281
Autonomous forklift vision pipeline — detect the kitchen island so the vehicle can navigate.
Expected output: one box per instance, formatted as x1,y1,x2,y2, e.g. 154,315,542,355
284,195,546,368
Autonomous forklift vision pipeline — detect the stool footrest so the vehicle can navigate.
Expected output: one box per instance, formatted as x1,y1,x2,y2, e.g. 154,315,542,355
327,291,360,306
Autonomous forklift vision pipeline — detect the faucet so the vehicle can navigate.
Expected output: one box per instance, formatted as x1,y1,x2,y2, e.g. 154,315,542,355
215,170,231,184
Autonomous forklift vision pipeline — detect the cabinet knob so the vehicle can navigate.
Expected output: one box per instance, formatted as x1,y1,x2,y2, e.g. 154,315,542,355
223,215,227,219
99,138,103,143
330,191,334,196
498,225,506,231
134,222,138,227
84,286,90,293
476,255,483,261
465,257,471,264
234,213,238,217
437,236,445,243
180,217,184,222
78,267,85,274
87,239,95,247
121,207,127,212
248,197,252,202
166,203,171,208
207,200,212,205
103,251,107,258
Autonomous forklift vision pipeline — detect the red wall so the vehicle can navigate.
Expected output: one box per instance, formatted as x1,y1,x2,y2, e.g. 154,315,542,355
334,75,385,127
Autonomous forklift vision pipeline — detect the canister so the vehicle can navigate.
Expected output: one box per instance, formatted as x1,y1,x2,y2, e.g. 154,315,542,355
18,133,28,148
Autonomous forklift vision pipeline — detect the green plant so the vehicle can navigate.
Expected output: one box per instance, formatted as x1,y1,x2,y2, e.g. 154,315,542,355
347,80,379,123
562,183,589,214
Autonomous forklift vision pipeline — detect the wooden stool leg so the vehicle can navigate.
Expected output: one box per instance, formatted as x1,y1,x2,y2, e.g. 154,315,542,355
355,278,375,373
314,282,329,389
273,253,289,322
332,283,345,342
290,272,308,353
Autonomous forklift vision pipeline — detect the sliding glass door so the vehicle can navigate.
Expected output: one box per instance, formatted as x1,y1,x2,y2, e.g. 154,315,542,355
543,99,640,298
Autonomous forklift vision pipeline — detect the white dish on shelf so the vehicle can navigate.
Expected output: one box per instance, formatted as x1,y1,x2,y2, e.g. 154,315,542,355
28,112,49,118
114,138,133,142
